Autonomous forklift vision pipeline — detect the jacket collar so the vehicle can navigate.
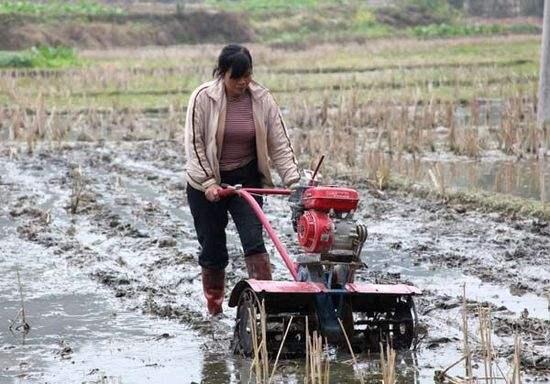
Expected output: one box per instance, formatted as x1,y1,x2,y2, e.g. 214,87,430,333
205,78,269,102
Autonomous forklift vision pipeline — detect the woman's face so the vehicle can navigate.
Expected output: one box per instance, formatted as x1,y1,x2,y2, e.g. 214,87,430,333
223,69,252,98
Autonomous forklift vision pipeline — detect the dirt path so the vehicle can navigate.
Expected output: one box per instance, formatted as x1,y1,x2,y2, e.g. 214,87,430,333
1,140,548,382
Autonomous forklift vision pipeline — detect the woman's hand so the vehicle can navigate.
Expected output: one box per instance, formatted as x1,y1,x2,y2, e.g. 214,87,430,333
205,184,223,202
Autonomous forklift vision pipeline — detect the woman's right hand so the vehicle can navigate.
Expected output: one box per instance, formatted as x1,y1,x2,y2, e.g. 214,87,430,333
205,184,223,202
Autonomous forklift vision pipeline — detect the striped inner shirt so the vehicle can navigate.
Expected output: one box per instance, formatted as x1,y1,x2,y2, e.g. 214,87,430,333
219,90,256,171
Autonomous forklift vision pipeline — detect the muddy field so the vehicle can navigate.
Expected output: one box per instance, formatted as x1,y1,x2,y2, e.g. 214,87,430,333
1,140,549,383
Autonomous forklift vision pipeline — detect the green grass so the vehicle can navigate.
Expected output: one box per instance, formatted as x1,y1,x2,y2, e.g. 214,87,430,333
0,0,124,16
212,0,396,44
206,0,322,12
0,46,79,69
410,22,541,38
230,0,540,46
0,51,33,68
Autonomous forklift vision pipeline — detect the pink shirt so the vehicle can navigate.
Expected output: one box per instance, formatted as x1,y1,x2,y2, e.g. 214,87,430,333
219,91,256,171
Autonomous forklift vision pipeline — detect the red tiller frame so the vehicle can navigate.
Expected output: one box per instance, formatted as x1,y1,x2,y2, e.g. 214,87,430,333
217,187,298,281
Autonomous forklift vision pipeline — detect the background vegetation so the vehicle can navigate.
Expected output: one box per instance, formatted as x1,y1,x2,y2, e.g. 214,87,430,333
0,0,124,16
0,0,543,53
0,46,79,69
0,0,547,205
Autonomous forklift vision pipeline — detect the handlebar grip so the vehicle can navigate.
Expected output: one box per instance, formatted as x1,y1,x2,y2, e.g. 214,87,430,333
217,188,236,198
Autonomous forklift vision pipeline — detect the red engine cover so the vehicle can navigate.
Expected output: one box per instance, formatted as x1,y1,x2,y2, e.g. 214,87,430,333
302,186,359,212
297,210,333,253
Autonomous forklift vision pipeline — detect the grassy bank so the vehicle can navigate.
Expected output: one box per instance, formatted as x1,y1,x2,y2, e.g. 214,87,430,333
0,0,542,50
205,0,540,45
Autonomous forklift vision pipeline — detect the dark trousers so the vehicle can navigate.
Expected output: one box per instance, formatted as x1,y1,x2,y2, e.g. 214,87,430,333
186,161,267,270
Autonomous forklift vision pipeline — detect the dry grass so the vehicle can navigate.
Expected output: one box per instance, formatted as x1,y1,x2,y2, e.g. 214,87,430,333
247,300,299,384
478,306,495,383
8,269,31,335
0,37,546,209
267,316,294,384
337,317,365,384
462,285,474,382
70,165,84,214
428,163,446,195
435,286,524,384
0,36,543,165
380,342,397,384
508,335,522,384
305,329,330,384
248,300,269,384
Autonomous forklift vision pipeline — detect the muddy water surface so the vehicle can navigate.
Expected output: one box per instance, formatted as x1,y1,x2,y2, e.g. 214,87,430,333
0,141,548,383
0,157,202,384
384,152,549,203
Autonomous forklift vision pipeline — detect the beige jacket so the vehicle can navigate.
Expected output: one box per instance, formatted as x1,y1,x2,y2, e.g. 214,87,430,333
185,78,300,191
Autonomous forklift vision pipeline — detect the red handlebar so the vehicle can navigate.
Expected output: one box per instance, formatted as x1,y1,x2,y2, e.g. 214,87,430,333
218,187,298,281
218,187,292,198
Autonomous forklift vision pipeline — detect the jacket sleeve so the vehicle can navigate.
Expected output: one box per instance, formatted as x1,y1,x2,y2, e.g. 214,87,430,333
265,94,301,187
184,88,217,189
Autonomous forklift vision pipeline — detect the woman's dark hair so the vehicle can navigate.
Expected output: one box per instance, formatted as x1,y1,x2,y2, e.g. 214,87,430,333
213,44,253,79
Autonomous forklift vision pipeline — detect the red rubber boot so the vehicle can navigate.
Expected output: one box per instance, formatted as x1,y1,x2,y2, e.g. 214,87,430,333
244,253,272,280
201,267,225,316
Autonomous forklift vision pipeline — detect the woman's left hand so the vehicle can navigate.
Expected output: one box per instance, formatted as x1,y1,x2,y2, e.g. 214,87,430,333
205,184,223,202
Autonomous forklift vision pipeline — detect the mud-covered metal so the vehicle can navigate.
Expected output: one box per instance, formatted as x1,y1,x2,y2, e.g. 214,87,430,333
347,282,422,295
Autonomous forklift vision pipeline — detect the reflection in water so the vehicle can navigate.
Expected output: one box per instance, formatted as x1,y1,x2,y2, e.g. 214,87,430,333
208,349,421,384
540,156,546,203
201,352,233,383
400,351,420,384
374,151,550,202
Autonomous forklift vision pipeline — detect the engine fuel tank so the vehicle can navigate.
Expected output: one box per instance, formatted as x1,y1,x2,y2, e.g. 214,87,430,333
302,186,359,213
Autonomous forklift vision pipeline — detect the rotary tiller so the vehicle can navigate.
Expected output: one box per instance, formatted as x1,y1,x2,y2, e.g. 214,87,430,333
218,182,421,357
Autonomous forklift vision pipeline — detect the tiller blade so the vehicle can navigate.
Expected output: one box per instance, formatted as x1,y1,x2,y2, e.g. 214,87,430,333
229,280,421,357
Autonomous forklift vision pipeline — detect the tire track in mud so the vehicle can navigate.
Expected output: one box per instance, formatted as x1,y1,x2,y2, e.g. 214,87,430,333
2,141,549,377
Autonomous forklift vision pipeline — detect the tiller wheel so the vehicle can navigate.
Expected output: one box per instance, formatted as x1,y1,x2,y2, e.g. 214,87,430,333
233,288,261,356
231,284,316,357
350,294,417,351
220,172,422,357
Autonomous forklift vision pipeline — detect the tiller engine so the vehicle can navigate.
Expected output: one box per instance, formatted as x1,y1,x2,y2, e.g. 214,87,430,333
219,171,421,357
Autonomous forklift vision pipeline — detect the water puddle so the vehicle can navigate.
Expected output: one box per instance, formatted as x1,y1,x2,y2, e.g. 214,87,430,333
367,248,549,320
382,151,549,203
0,233,202,384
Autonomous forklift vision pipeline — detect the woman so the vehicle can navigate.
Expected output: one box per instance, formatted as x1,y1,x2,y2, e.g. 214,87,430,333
185,44,300,316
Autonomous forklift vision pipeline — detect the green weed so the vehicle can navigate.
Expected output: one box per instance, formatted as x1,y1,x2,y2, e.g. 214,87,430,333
206,0,320,12
0,0,124,16
0,46,78,68
0,52,33,68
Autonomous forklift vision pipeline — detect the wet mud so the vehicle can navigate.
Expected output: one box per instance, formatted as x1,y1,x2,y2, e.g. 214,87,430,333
1,140,548,383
